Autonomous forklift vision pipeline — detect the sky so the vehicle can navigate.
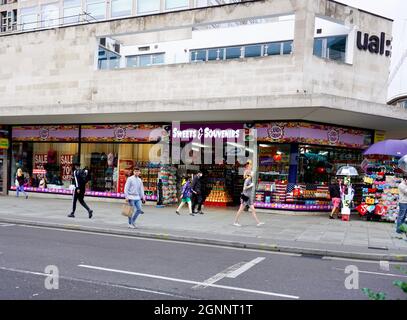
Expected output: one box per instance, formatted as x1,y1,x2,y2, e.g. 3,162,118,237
335,0,407,99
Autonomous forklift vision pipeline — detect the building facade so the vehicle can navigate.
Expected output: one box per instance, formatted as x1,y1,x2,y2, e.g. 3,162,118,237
0,0,406,211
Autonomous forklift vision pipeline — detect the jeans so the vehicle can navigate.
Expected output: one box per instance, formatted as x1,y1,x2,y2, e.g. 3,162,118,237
396,203,407,234
16,185,27,197
128,199,142,225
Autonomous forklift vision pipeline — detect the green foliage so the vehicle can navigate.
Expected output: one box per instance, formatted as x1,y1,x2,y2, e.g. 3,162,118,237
393,281,407,294
362,288,386,300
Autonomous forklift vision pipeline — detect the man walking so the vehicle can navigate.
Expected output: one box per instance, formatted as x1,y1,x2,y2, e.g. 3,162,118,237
68,164,93,218
395,175,407,239
191,171,203,215
124,167,146,228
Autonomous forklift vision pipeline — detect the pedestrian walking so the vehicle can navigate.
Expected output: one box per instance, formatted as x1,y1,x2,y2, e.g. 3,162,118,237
124,167,146,229
328,177,342,219
176,176,193,215
233,173,264,227
395,175,407,239
191,171,204,214
68,164,93,218
15,168,28,199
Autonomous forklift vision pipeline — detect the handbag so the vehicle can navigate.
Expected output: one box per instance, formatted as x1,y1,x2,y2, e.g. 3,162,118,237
121,204,133,217
240,193,249,202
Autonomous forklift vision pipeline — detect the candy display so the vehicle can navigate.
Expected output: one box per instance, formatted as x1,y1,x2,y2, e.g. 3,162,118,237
204,181,233,206
159,165,177,205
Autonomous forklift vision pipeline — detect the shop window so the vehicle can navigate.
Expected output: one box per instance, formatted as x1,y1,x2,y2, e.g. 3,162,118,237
255,144,290,204
298,146,363,184
63,0,82,24
265,43,281,56
111,0,132,17
11,142,79,191
80,143,160,195
282,41,293,54
137,0,160,14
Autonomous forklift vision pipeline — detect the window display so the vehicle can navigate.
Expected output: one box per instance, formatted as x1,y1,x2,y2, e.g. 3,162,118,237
10,142,79,193
80,143,159,198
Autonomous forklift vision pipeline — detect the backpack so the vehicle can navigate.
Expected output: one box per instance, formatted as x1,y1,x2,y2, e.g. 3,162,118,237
181,181,192,198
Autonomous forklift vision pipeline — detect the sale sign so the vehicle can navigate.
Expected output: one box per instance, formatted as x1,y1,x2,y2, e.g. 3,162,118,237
60,154,74,182
34,153,48,174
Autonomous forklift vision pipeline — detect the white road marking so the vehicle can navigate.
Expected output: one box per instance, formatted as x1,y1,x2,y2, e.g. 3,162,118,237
78,264,299,299
322,256,407,265
0,266,189,299
226,257,266,278
0,223,15,227
333,267,407,278
18,224,301,256
192,261,247,289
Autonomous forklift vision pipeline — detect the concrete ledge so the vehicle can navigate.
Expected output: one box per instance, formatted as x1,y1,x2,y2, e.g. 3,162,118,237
1,217,406,262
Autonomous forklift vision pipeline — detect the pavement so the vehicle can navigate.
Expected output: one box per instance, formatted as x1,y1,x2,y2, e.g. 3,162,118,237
1,195,407,262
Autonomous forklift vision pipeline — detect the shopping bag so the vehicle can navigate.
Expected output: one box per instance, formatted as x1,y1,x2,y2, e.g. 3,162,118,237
356,204,368,216
121,204,133,217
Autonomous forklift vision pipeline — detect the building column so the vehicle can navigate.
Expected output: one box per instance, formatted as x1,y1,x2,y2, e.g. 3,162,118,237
293,0,316,93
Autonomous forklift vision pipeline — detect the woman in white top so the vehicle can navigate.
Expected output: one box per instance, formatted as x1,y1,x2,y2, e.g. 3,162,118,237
233,173,264,227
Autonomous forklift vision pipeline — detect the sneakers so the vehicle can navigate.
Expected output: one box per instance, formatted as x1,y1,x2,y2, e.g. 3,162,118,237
394,233,405,240
88,210,93,219
329,215,335,219
189,213,195,216
233,222,242,227
67,213,75,218
176,211,180,215
128,224,136,229
257,222,265,227
198,211,204,215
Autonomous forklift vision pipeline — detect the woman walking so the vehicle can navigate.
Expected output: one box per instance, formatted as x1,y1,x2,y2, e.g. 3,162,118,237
176,176,194,216
233,173,264,227
15,168,28,199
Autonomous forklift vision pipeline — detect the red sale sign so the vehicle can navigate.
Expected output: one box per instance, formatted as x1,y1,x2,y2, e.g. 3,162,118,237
60,154,73,182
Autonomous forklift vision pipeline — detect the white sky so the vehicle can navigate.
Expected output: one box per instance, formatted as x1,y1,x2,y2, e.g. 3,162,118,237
335,0,407,99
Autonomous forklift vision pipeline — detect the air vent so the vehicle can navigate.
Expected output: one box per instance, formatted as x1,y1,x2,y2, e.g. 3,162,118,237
138,46,150,52
317,28,322,34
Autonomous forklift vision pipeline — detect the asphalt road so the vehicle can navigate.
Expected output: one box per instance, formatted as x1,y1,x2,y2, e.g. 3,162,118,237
0,223,406,300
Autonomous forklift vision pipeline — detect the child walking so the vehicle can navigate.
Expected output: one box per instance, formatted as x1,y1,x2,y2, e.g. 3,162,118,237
176,176,194,216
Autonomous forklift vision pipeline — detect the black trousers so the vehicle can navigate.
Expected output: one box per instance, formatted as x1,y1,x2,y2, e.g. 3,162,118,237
192,193,203,213
71,189,91,214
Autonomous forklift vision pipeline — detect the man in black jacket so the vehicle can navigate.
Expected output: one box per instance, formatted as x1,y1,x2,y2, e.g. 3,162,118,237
191,171,204,215
68,164,93,219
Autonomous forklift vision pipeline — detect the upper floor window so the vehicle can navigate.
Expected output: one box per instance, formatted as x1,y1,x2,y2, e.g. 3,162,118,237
166,0,189,10
137,0,160,14
112,0,132,18
41,3,59,27
313,35,347,63
98,46,121,70
190,41,292,62
63,0,82,24
20,7,38,31
86,0,106,20
126,53,165,68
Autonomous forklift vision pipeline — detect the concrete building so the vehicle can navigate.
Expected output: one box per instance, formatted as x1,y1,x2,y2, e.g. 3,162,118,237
0,0,406,212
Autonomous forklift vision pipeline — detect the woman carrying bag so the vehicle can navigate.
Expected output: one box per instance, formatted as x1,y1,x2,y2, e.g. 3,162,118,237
176,176,194,216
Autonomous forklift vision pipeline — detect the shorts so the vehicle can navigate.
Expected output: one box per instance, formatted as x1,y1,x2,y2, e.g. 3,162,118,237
241,197,253,206
332,198,341,208
181,197,191,203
